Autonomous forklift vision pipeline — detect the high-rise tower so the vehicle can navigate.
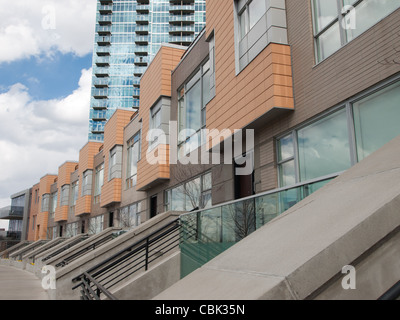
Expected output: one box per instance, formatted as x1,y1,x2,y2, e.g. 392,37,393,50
88,0,206,141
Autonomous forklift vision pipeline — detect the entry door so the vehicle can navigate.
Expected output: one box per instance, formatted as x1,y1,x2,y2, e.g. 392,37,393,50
150,195,157,219
109,212,114,228
234,152,254,200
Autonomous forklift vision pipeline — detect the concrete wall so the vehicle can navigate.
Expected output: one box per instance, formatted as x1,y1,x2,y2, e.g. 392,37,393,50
110,251,181,300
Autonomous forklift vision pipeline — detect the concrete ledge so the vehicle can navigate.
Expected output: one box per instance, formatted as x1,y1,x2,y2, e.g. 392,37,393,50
53,211,181,300
9,240,49,261
0,241,31,259
22,237,66,264
46,227,121,268
155,135,400,300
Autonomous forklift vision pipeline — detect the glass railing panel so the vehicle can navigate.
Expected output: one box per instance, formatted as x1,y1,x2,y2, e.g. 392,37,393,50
180,176,336,278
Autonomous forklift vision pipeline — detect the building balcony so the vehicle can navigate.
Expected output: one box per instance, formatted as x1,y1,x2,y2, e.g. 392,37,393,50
169,5,195,14
133,66,147,77
132,88,140,99
93,78,109,88
169,14,195,24
96,25,112,35
136,4,149,13
96,46,110,56
169,25,195,35
0,206,24,220
169,35,195,45
94,67,109,77
132,78,141,88
99,0,113,4
92,88,108,99
95,56,110,67
90,121,106,134
136,14,149,24
97,36,111,46
92,99,108,110
135,25,149,34
135,36,149,45
134,56,149,66
99,5,112,14
135,46,149,55
90,110,107,121
98,15,112,25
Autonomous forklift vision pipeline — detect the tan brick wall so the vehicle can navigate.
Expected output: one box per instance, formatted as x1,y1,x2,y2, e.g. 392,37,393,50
36,175,57,240
54,162,78,222
101,109,135,207
76,142,103,216
137,46,185,191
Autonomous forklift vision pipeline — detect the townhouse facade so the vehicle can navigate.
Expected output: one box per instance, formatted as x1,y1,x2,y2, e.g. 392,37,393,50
15,0,400,251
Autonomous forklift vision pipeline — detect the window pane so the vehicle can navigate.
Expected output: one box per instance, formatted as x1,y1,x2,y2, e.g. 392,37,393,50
185,178,201,211
278,134,294,162
298,108,351,181
202,69,210,107
279,160,296,187
313,0,338,33
171,185,185,211
202,191,212,209
186,80,202,133
202,172,212,191
178,96,185,132
239,10,247,39
249,0,266,29
345,0,400,41
353,81,400,161
316,21,341,61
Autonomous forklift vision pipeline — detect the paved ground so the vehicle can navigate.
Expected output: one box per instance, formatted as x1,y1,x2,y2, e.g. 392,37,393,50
0,265,49,300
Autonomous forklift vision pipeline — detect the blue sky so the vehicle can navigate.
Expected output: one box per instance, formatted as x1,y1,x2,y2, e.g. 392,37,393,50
0,0,97,229
0,53,93,100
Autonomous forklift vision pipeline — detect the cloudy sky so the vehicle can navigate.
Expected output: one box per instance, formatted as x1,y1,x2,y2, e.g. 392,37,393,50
0,0,97,229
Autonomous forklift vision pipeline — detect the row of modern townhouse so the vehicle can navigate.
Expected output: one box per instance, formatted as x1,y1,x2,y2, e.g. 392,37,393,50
2,0,400,251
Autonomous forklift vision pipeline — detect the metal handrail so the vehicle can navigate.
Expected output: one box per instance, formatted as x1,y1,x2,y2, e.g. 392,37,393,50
378,281,400,300
72,219,181,300
75,272,117,301
42,236,89,262
55,233,115,268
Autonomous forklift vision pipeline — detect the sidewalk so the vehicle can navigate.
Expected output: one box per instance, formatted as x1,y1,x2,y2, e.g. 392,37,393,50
0,265,49,300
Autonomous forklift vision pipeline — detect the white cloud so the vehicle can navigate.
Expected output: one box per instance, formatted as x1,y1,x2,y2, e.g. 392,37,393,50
0,0,97,63
0,68,92,202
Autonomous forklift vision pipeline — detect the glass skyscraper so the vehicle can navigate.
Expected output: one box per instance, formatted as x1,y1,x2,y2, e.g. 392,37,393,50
89,0,206,141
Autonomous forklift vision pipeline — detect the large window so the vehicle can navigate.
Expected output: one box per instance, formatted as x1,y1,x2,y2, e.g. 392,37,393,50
238,0,267,39
277,78,400,187
312,0,400,62
41,195,49,213
165,172,212,212
119,202,142,229
353,81,400,161
70,181,79,215
49,191,57,219
178,60,211,158
126,132,141,189
297,109,351,181
94,163,104,204
89,215,104,235
65,222,79,238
